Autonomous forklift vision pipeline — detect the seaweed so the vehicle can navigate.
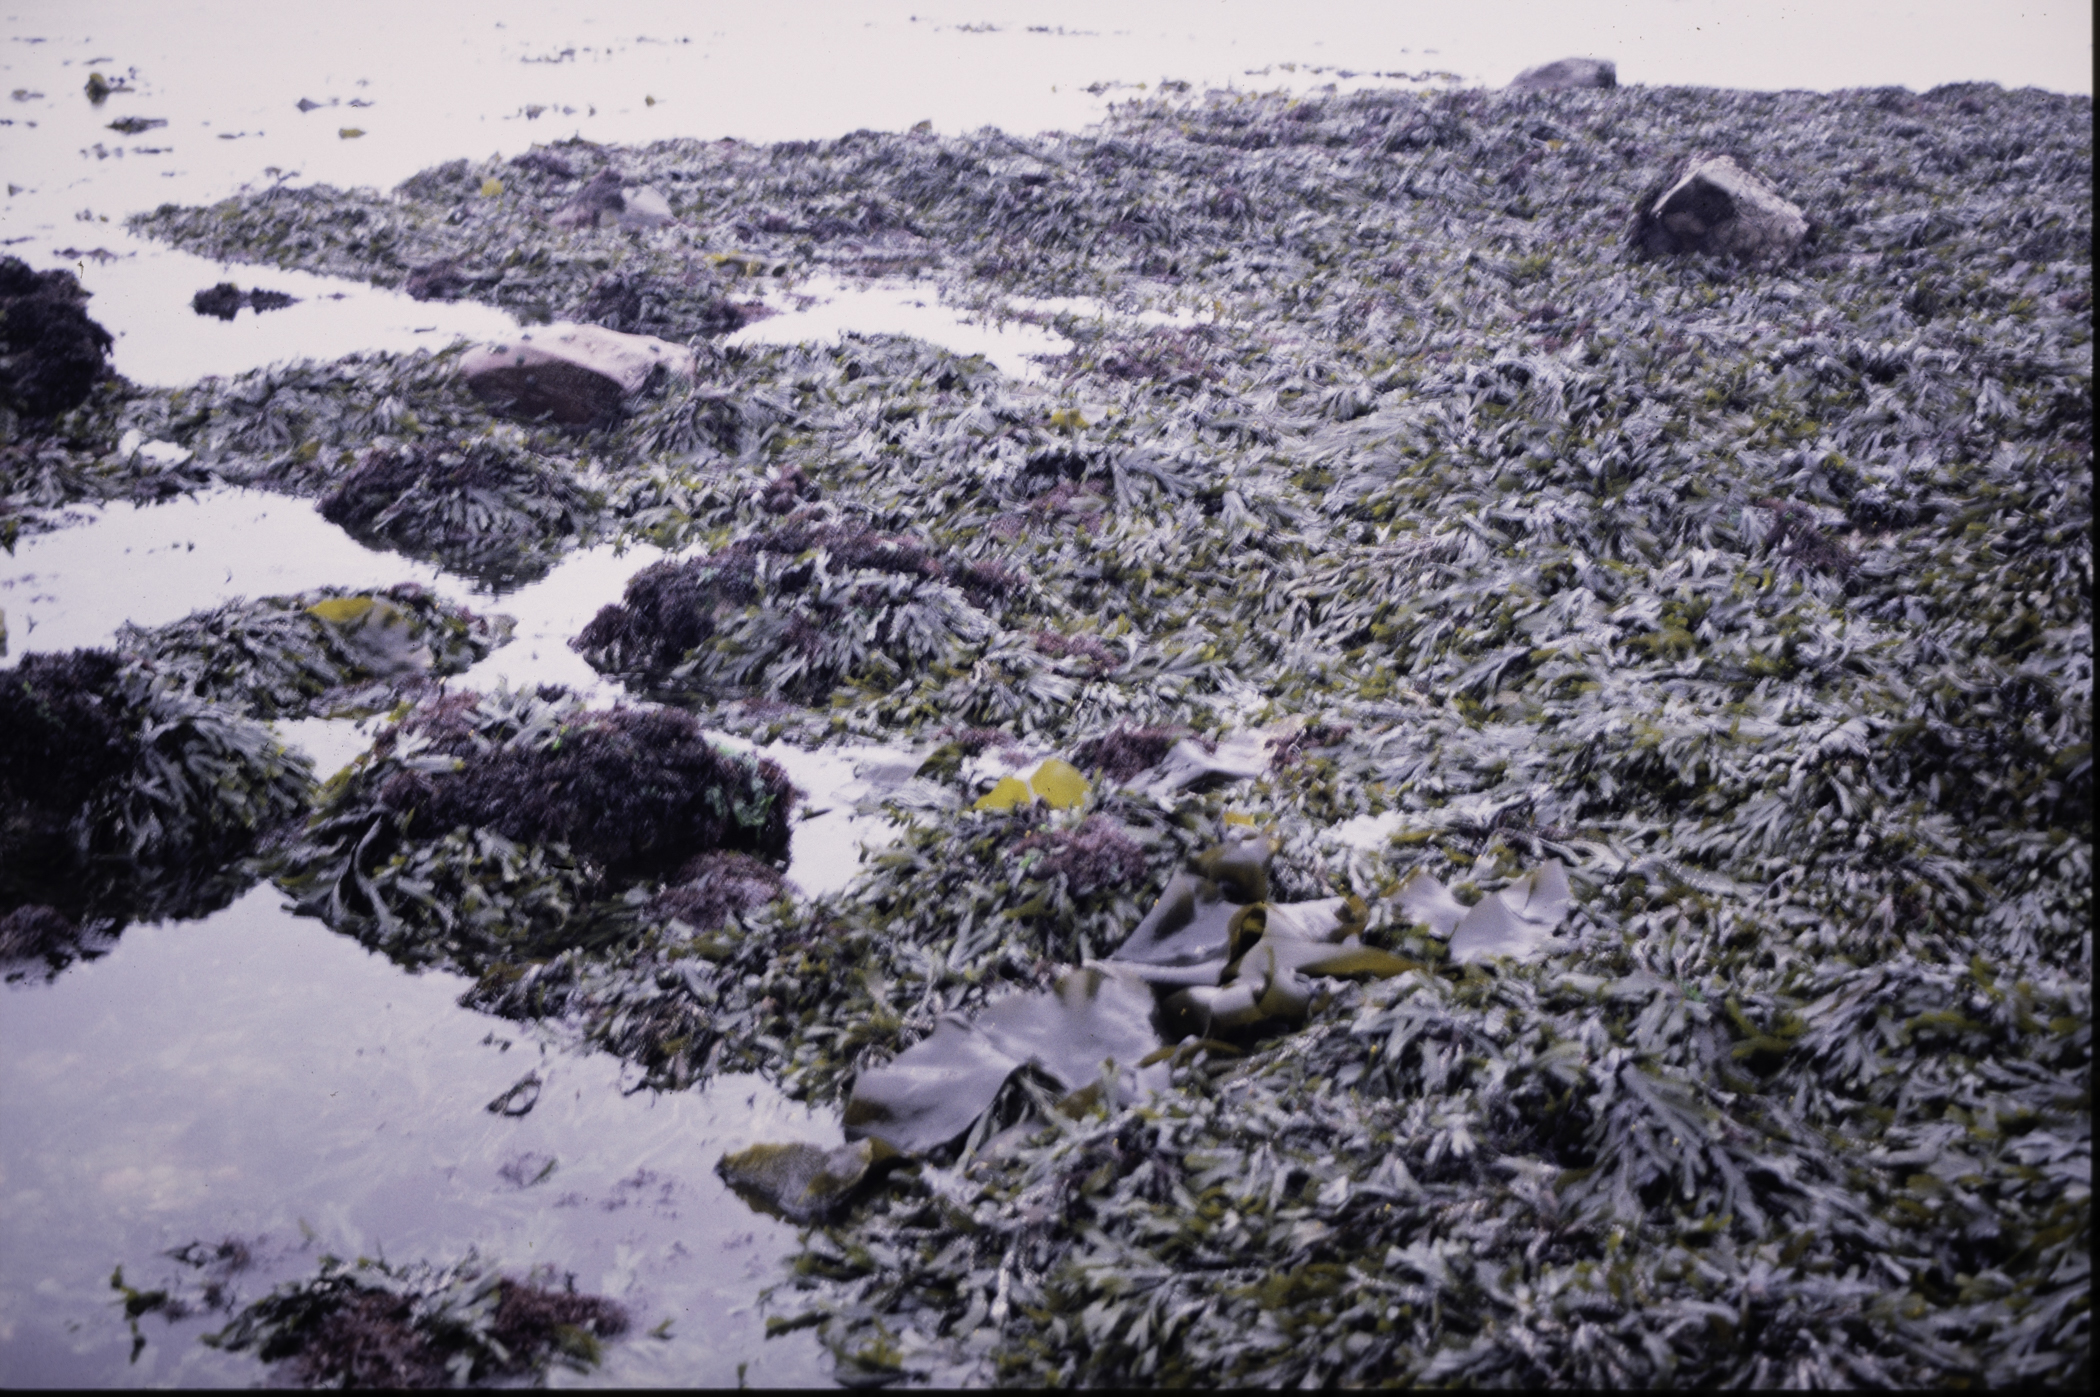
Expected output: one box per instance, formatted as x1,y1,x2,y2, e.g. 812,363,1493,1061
274,686,795,970
572,522,1018,701
202,1253,628,1387
1,648,312,954
117,584,510,719
112,76,2091,1388
0,256,114,419
316,438,597,585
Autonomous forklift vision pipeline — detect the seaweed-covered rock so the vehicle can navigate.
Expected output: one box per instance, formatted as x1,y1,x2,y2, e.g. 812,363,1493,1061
458,321,698,425
317,437,597,584
0,648,312,936
1632,152,1810,262
574,522,1017,701
117,584,511,720
190,282,298,319
1510,57,1616,91
201,1253,627,1387
0,256,114,418
190,282,245,321
276,686,795,968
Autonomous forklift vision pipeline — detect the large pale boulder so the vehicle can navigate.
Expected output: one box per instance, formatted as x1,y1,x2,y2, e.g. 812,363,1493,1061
459,322,698,425
1510,57,1616,91
1632,153,1809,264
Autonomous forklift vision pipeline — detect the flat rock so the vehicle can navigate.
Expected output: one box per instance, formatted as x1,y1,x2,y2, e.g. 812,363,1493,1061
458,322,698,425
1633,153,1809,263
1510,57,1616,91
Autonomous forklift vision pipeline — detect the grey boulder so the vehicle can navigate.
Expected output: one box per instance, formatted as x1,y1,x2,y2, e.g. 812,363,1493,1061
1510,57,1617,91
1632,153,1809,264
458,322,698,425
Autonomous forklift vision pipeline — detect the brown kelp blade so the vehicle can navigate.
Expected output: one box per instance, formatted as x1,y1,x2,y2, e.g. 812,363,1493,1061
844,966,1160,1156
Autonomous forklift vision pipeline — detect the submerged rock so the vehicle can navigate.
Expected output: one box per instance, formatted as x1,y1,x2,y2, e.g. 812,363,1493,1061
1632,152,1810,263
1509,57,1617,91
0,256,114,419
717,1137,898,1221
458,322,698,425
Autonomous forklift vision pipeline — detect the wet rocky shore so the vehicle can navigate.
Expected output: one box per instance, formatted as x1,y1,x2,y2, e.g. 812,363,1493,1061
2,76,2090,1386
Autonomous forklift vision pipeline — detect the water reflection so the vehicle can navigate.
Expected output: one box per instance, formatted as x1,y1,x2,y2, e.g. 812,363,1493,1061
0,883,836,1387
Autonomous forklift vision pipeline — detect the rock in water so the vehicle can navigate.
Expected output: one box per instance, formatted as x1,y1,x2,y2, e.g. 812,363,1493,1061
458,322,699,425
191,282,245,320
1632,153,1809,263
1509,57,1617,90
0,256,114,418
717,1138,897,1222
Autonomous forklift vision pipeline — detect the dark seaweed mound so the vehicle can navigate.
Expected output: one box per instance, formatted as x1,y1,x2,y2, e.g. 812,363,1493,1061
1,648,311,953
0,256,114,418
317,438,595,585
277,686,795,972
381,701,793,876
574,522,1020,697
202,1255,628,1388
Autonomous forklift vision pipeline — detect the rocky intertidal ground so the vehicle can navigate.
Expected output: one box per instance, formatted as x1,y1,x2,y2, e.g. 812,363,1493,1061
8,78,2087,1385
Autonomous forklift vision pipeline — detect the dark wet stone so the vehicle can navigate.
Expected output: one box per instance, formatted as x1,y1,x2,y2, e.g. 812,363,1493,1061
0,256,114,418
458,322,695,426
190,282,245,320
1632,152,1810,263
1510,57,1617,91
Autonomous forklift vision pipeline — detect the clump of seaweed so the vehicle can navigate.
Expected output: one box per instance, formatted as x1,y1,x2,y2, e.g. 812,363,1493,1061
317,437,597,586
0,256,113,419
573,522,1018,701
275,685,794,970
1,648,311,949
117,584,510,719
202,1253,627,1387
1072,726,1198,783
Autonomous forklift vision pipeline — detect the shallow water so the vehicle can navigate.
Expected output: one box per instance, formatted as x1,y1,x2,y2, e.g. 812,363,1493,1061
0,883,839,1388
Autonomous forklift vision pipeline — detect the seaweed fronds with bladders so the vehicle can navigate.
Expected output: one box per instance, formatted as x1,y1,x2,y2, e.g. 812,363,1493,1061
121,77,2091,1386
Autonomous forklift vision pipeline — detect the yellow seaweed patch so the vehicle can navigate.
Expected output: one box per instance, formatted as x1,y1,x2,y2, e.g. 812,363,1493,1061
972,775,1034,812
306,595,376,626
1029,757,1090,809
971,759,1093,812
480,177,504,197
